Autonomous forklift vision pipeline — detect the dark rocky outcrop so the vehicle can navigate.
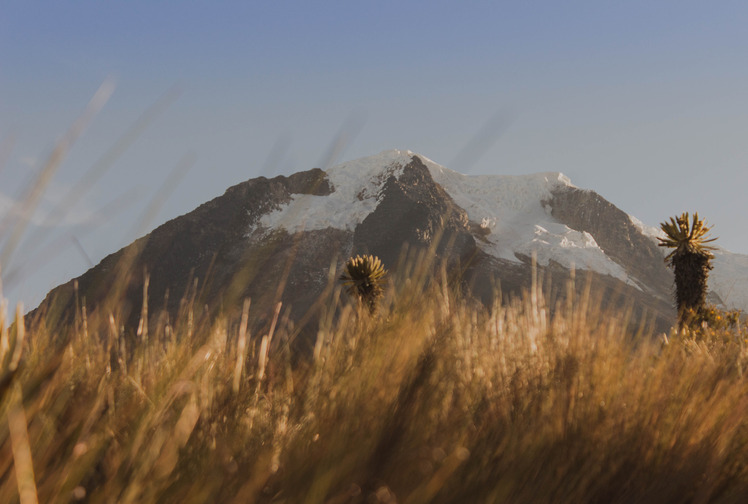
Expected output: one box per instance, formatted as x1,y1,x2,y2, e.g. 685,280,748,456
546,187,672,301
353,156,476,268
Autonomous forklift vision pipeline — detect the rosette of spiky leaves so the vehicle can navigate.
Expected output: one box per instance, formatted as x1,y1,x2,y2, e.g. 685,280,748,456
659,212,717,262
658,212,717,321
339,254,387,313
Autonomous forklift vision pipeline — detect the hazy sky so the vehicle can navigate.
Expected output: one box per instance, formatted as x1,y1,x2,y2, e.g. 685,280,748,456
2,1,748,309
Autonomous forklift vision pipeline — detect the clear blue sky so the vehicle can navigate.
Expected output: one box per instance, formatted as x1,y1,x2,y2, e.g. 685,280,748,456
2,1,748,308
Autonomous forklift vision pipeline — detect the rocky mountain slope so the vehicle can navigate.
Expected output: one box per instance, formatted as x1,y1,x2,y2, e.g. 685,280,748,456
32,149,748,344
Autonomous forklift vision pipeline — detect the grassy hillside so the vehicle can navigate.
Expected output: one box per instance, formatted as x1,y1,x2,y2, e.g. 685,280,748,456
1,264,748,503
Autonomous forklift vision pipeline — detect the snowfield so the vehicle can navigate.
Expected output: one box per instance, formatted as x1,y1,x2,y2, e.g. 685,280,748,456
422,152,634,285
259,149,748,313
259,150,408,232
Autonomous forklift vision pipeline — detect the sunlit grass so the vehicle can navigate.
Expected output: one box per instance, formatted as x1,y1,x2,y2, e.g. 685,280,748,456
0,264,747,503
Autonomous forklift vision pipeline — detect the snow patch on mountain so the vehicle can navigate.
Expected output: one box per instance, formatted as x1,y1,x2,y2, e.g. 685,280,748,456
259,149,412,232
421,155,634,284
629,215,663,242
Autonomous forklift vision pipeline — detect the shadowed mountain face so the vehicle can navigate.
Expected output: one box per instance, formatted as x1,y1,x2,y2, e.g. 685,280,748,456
353,157,476,267
32,153,677,344
546,187,672,301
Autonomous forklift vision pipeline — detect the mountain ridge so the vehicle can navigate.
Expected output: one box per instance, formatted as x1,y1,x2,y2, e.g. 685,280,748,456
31,149,748,343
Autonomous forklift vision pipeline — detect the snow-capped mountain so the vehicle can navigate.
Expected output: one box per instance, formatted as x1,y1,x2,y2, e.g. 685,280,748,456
33,149,748,341
262,150,631,283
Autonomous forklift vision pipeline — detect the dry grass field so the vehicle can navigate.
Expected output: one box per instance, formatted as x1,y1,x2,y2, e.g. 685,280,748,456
1,257,747,504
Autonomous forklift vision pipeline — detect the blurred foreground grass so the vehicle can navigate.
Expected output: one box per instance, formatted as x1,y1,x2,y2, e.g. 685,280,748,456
1,264,748,504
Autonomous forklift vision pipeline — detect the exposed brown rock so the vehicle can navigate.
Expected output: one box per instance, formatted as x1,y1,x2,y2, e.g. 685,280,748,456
353,156,476,269
546,186,672,301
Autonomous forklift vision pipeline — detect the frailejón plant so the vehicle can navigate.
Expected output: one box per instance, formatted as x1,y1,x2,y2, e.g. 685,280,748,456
658,212,717,323
339,254,387,313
